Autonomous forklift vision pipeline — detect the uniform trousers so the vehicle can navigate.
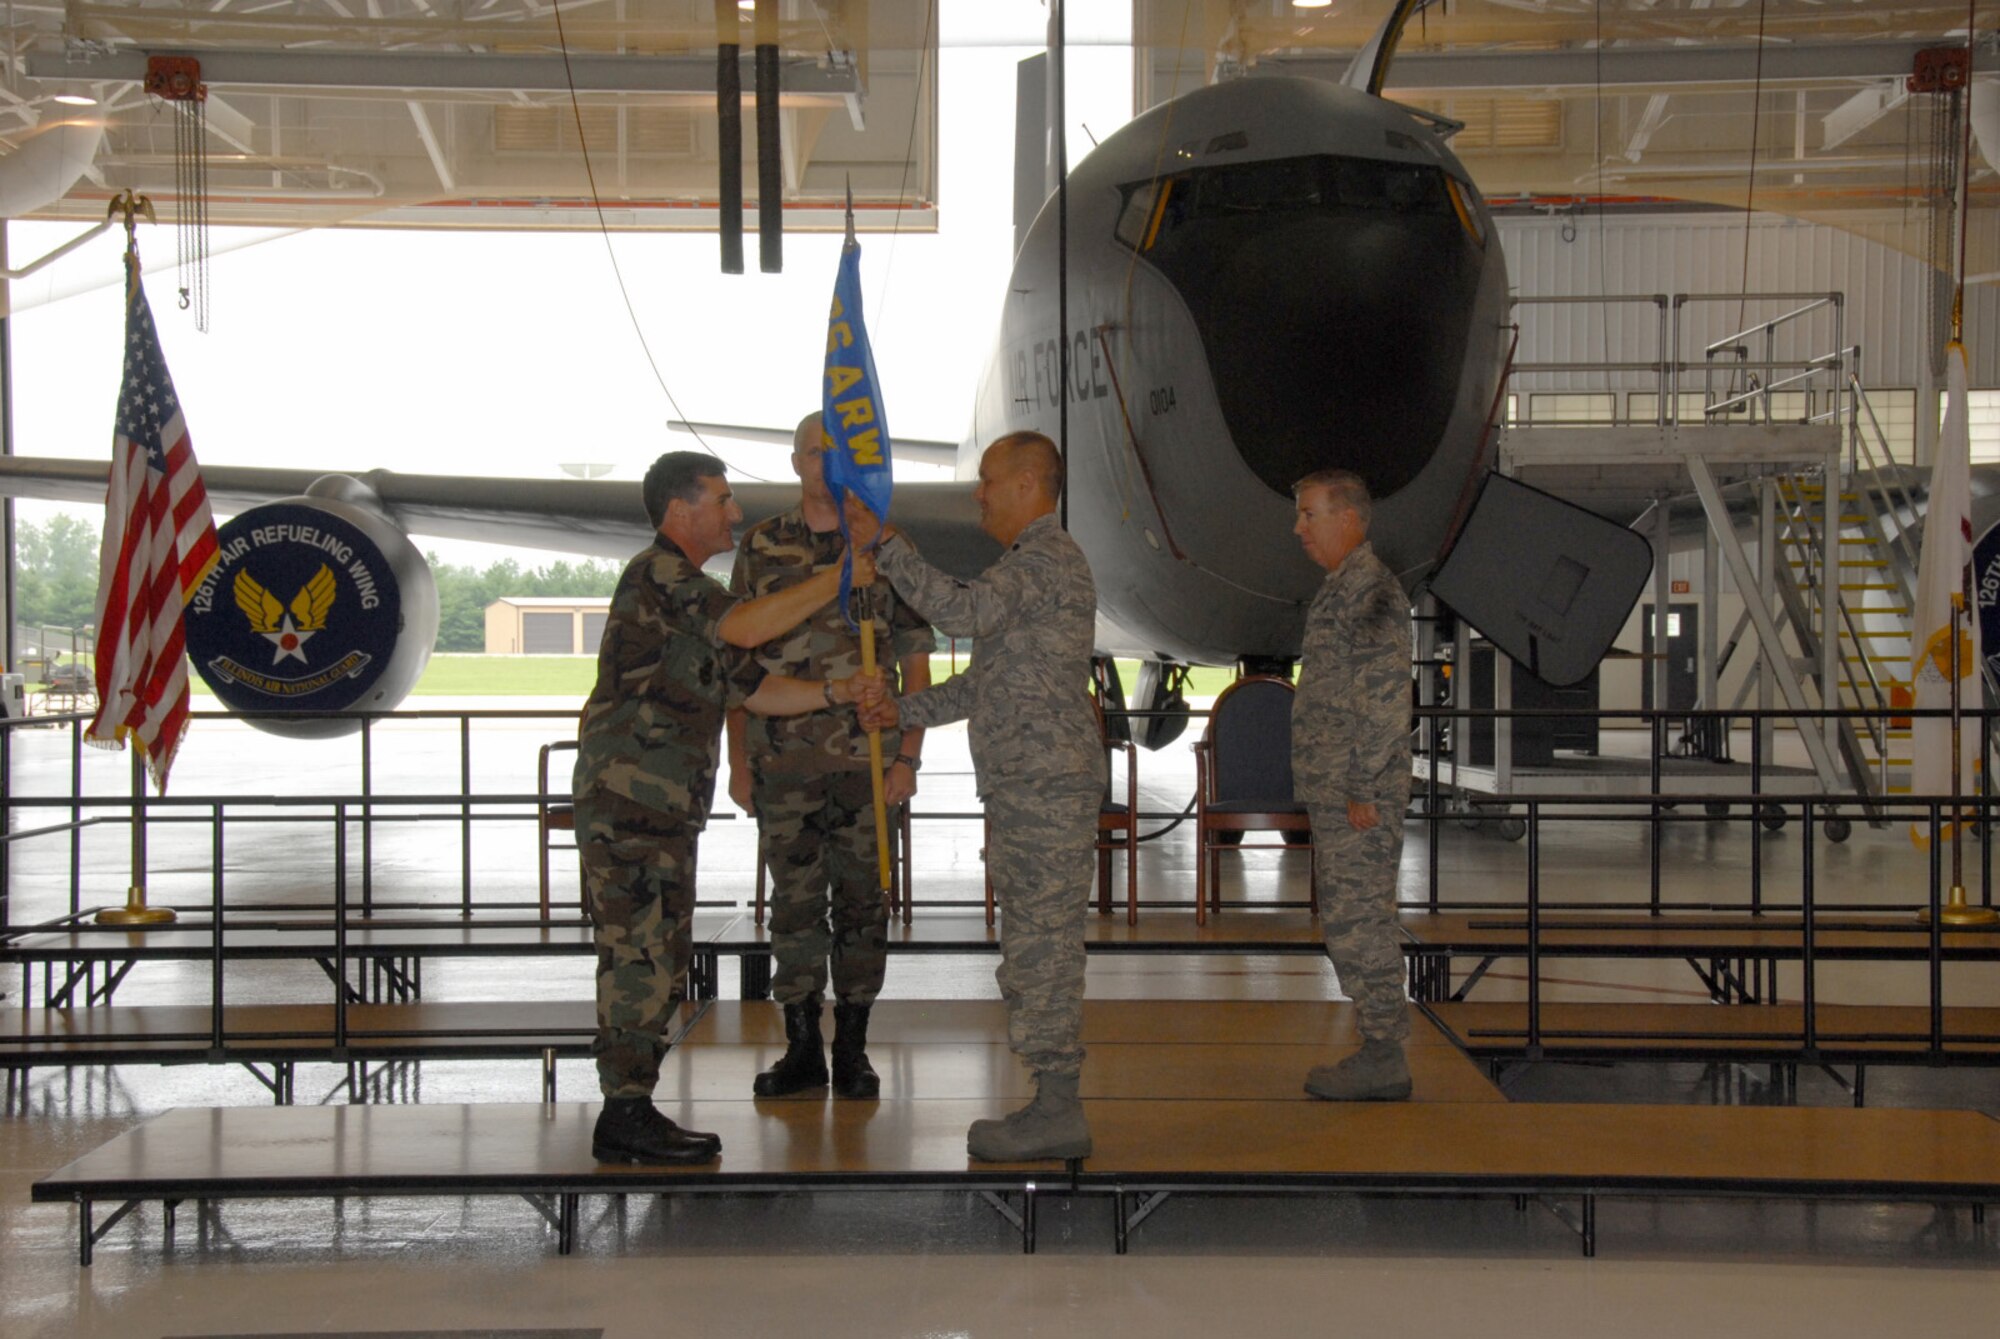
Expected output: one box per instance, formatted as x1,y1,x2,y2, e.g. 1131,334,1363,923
755,768,891,1007
578,789,699,1099
984,781,1101,1079
1307,795,1411,1045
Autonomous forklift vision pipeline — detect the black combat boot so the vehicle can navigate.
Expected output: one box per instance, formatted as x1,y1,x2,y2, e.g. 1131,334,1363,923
591,1096,721,1165
752,1000,828,1097
830,1002,881,1099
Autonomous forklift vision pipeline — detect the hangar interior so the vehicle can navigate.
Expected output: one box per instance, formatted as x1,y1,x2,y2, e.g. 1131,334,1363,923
4,3,2000,1336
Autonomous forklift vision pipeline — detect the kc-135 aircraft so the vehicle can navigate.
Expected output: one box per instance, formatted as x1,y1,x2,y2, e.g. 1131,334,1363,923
0,0,1647,739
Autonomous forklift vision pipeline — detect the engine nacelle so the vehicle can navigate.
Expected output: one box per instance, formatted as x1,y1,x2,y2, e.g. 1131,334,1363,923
184,475,438,739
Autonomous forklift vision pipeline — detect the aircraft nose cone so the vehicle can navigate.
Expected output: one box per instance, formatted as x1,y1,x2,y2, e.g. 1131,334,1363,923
1147,198,1484,499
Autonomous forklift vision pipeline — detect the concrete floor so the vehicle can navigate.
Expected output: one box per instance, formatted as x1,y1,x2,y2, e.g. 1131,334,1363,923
3,704,1999,1337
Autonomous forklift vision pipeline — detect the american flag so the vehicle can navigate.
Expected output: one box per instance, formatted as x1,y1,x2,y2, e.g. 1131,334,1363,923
86,263,220,793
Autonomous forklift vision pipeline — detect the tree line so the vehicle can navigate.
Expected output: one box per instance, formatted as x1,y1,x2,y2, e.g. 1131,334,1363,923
10,514,618,654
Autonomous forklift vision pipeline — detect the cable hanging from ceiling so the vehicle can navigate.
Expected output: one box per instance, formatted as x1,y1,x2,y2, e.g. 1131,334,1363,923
1909,38,1974,375
145,55,210,332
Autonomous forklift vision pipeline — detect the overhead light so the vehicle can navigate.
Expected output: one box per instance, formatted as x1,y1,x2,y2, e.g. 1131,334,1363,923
1292,0,1334,8
52,92,99,107
737,1,756,9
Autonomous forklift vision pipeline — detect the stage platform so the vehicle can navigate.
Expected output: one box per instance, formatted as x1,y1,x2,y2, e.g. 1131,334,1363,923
32,1001,2000,1265
1400,910,2000,1006
1427,999,2000,1074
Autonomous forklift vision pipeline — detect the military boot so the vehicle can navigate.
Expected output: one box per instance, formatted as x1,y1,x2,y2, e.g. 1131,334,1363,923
967,1071,1092,1161
752,1000,828,1097
830,1002,880,1099
591,1097,721,1165
1304,1039,1412,1101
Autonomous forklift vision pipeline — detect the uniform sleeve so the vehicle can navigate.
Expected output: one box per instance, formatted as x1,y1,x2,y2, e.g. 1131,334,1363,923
669,565,741,647
1351,598,1412,795
721,645,769,710
900,662,979,729
887,587,937,661
880,536,1053,641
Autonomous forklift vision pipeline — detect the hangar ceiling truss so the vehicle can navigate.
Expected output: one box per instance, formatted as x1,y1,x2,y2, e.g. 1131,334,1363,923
3,0,939,231
0,0,1992,262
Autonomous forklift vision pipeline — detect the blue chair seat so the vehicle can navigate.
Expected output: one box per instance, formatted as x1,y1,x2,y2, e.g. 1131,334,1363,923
1192,676,1315,923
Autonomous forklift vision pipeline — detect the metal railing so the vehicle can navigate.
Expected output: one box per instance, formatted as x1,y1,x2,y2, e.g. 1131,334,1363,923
4,702,1996,1070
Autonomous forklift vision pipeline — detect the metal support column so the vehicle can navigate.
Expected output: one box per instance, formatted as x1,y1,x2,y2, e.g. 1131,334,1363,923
1688,457,1842,788
1758,478,1777,763
1702,517,1720,719
1821,447,1841,765
1653,498,1672,723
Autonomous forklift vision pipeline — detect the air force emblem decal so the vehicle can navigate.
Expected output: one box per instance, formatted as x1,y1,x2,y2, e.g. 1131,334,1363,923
186,502,402,713
236,565,337,665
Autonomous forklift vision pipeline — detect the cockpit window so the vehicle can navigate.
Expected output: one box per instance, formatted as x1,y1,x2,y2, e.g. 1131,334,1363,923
1113,180,1162,250
1116,153,1455,253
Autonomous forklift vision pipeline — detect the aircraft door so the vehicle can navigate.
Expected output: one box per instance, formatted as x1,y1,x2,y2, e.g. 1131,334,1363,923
1639,603,1700,713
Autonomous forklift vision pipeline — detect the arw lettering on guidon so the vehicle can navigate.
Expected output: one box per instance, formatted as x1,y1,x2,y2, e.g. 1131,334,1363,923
825,295,884,466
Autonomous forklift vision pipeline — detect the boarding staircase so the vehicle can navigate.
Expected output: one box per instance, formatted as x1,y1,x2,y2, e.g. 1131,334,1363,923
1500,292,1935,829
1759,369,1939,815
1504,293,1968,827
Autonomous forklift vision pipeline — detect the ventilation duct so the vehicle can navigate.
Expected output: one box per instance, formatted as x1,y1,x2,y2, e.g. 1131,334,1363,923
0,117,105,219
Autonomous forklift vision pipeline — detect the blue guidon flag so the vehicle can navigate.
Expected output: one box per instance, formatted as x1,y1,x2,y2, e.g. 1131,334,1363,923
821,207,893,628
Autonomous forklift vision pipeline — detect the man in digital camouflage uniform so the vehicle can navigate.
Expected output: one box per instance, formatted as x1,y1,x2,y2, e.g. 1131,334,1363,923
849,431,1105,1161
725,412,935,1100
574,450,880,1165
1291,468,1415,1101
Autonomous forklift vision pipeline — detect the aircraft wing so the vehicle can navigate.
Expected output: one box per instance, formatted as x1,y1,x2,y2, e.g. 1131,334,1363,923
668,419,961,469
0,456,1000,578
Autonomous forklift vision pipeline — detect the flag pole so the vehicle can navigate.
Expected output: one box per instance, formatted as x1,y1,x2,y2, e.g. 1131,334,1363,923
1927,589,1996,925
1925,4,1996,925
840,179,893,894
856,583,892,894
100,739,175,925
97,193,177,927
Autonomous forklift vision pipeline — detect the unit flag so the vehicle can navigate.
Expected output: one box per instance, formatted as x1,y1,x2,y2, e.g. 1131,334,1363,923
1909,339,1982,847
821,224,894,629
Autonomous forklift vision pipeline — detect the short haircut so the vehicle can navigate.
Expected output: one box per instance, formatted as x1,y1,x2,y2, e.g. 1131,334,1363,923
792,412,826,454
643,451,726,528
990,430,1065,501
1293,468,1372,529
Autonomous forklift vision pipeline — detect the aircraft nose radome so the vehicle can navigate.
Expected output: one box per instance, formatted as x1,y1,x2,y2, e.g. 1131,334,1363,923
1145,206,1483,503
1220,215,1478,499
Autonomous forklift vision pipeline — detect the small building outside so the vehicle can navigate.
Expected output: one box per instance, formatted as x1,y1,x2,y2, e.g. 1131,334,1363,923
484,597,612,655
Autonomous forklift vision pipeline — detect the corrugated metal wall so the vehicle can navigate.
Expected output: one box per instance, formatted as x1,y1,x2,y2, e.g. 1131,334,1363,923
1496,214,2000,391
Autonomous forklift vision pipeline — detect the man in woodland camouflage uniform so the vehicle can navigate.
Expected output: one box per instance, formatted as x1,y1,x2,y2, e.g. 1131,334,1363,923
574,451,880,1165
849,431,1105,1161
1291,468,1415,1101
725,412,935,1100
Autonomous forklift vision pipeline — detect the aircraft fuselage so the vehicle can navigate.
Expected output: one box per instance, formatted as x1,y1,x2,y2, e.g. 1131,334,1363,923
968,76,1511,664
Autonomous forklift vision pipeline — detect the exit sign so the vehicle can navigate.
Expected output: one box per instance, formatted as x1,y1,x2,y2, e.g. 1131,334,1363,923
1670,580,1690,594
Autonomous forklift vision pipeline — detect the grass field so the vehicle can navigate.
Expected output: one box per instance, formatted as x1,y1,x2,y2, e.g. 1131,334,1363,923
46,648,1233,701
178,654,1242,698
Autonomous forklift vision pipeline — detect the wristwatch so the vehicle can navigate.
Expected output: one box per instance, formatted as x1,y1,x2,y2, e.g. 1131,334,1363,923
894,754,921,772
822,680,838,706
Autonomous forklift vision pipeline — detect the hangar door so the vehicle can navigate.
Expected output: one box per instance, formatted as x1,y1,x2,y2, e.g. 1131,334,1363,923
581,611,608,654
522,612,574,654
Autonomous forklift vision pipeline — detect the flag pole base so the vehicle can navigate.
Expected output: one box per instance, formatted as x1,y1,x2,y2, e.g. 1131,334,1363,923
1917,885,2000,928
96,885,177,926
